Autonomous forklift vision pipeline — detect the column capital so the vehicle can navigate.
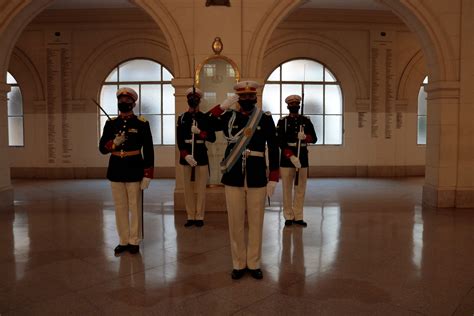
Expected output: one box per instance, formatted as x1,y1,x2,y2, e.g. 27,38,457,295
425,80,460,99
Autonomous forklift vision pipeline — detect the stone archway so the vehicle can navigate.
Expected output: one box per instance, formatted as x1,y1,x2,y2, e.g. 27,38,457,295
246,0,463,207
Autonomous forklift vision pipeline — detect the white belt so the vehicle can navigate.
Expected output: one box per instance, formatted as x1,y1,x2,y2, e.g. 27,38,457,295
185,139,204,144
287,143,307,147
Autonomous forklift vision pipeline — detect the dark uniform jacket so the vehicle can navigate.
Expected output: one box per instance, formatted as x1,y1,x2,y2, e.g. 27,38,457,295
277,115,317,168
176,111,216,166
99,114,154,182
209,105,279,188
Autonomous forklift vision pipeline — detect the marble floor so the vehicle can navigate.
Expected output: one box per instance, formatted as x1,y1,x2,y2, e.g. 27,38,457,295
1,178,473,315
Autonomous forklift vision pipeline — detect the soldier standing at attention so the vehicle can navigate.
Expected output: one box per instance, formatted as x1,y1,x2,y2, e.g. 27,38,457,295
99,87,154,255
209,81,279,280
277,95,317,227
177,87,216,227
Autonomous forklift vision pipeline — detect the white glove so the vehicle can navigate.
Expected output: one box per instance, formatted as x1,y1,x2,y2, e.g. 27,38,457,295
297,131,306,140
184,155,197,167
113,132,126,146
290,155,301,168
220,94,239,111
191,125,201,134
266,181,277,198
140,177,151,190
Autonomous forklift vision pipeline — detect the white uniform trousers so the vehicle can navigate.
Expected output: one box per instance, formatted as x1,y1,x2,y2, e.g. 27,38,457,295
183,165,208,220
110,181,142,245
280,167,308,221
225,185,266,270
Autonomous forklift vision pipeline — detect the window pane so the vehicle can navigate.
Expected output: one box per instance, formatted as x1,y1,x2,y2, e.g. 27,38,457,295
418,86,427,115
105,68,118,82
119,59,161,82
162,67,173,81
308,115,323,145
145,114,161,145
7,86,23,116
304,60,324,82
162,84,175,114
417,116,427,145
303,85,323,114
8,117,24,146
324,115,342,144
262,84,280,113
282,60,305,81
163,115,175,144
141,84,161,114
324,68,337,82
7,72,17,84
267,67,280,81
100,85,119,115
325,85,342,114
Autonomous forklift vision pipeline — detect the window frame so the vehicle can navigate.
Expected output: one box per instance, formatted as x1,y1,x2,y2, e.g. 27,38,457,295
417,76,428,145
263,58,344,146
99,58,175,146
6,72,25,147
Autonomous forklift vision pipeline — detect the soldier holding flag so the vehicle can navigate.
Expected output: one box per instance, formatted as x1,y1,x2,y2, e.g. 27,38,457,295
277,95,317,227
177,87,216,227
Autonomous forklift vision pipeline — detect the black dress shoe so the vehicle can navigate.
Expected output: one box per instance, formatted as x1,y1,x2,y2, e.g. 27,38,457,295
184,220,195,227
285,220,293,226
195,220,204,227
293,220,308,227
128,244,140,254
231,269,246,280
114,244,129,255
248,268,263,279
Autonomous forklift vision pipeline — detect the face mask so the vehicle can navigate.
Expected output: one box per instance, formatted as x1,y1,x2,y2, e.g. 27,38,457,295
238,99,256,112
288,106,300,114
187,97,200,108
118,102,133,113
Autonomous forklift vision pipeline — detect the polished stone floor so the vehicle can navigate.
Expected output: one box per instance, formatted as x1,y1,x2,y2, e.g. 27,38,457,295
1,178,473,315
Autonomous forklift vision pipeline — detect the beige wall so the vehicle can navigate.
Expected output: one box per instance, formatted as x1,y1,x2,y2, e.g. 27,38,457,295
0,0,473,208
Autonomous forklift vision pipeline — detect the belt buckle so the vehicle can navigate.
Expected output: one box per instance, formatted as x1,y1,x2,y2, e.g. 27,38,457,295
120,150,125,158
243,149,251,158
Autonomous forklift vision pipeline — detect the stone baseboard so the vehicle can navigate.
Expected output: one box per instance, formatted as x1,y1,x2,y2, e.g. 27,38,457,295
11,167,175,179
309,165,425,177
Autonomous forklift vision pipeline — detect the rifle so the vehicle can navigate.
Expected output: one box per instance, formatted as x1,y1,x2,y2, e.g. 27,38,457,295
294,78,305,186
190,58,196,182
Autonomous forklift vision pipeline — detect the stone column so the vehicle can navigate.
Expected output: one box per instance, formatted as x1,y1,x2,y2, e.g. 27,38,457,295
422,81,460,207
0,82,13,209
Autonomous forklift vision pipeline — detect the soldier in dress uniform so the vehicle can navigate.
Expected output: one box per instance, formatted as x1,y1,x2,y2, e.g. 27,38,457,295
209,81,279,280
177,87,216,227
99,87,154,255
277,94,317,227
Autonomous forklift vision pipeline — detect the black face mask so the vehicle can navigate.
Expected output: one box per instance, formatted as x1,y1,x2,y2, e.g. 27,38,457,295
288,106,300,114
238,99,256,112
187,97,200,108
118,102,134,113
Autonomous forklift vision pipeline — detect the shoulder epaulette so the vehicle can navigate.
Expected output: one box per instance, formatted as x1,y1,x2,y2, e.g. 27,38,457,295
109,116,118,121
138,115,148,122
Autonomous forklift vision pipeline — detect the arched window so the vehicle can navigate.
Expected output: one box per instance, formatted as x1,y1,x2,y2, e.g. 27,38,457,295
263,59,343,145
99,59,175,145
417,76,428,145
6,72,24,146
